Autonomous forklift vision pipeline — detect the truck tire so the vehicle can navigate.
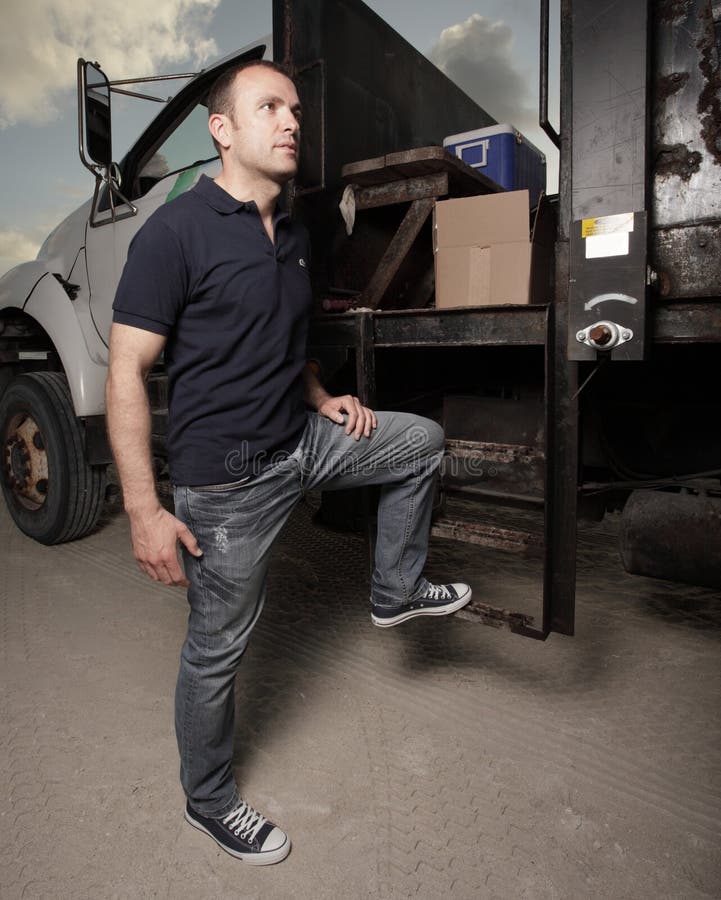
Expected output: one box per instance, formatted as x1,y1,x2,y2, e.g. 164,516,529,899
0,372,107,544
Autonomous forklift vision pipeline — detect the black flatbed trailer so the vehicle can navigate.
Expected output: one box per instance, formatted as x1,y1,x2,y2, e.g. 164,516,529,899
274,0,721,638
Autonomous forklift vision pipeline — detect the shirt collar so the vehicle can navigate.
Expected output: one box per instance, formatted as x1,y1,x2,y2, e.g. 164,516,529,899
194,173,289,224
194,174,247,214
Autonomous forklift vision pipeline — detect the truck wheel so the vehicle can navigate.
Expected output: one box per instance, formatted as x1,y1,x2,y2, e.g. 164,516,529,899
0,372,107,544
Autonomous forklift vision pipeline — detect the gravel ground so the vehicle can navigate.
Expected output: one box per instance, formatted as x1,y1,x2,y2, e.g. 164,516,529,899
1,490,720,900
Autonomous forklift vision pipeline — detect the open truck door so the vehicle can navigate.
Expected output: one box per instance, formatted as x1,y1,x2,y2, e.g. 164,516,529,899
80,45,266,346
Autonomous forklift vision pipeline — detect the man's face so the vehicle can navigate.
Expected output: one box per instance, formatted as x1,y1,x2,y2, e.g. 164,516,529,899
219,66,302,185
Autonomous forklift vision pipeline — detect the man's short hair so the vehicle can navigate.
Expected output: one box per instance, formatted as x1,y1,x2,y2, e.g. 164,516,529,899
207,59,295,154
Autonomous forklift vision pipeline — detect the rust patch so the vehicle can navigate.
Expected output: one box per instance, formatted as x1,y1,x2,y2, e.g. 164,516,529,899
431,517,544,557
655,71,690,104
455,599,535,631
657,0,692,23
655,143,703,180
656,269,672,299
696,3,721,164
283,0,294,67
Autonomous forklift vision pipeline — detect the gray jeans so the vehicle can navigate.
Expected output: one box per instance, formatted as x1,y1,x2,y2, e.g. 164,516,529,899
172,410,444,817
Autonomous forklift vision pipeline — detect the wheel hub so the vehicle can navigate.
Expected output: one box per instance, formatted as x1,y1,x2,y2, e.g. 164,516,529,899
3,413,49,510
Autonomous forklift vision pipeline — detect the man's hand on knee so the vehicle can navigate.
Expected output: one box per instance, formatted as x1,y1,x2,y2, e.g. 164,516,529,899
318,395,377,440
128,505,202,587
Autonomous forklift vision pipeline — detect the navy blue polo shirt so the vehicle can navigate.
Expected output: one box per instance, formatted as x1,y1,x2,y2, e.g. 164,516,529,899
112,174,313,485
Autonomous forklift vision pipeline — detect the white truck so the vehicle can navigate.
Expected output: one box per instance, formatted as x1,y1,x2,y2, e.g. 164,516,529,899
0,45,265,543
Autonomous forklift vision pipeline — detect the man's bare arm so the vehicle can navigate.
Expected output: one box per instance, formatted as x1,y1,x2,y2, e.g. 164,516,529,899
302,360,377,440
106,323,202,585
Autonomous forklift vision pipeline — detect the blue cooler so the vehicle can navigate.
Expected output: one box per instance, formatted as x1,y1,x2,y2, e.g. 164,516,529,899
443,124,546,208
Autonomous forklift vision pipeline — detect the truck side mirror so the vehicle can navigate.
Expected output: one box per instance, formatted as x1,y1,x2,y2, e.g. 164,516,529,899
77,58,136,226
80,60,112,168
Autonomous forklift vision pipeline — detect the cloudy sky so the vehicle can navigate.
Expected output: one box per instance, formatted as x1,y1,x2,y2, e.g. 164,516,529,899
0,0,559,276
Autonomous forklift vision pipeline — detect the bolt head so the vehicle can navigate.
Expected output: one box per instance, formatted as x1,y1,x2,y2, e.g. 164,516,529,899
589,325,613,346
576,331,586,342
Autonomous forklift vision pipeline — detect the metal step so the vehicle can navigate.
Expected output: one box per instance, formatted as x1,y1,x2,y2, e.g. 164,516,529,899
441,437,545,508
431,495,545,557
445,484,544,509
454,598,535,632
431,515,543,556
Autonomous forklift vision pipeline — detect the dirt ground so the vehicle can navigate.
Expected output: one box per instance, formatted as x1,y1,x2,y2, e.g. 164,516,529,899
1,488,720,900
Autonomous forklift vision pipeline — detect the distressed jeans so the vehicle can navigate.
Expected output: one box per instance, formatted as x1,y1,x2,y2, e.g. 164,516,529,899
172,410,444,817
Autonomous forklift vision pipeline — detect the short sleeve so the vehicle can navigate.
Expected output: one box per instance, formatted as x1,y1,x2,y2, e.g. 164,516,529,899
112,215,189,336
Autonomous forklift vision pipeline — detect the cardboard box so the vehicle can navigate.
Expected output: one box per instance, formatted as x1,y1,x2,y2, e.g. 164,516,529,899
433,190,552,308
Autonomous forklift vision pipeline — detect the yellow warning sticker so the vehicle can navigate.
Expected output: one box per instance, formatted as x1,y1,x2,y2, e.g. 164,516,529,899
582,212,634,238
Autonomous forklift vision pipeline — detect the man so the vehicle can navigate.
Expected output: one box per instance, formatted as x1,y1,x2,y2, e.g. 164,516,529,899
106,59,471,866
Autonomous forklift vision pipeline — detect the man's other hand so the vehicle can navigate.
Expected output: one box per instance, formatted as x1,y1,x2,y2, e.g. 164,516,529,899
128,505,203,586
318,395,377,440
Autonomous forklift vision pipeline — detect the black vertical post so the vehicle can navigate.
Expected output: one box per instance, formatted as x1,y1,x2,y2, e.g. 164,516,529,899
543,0,578,636
355,312,377,408
567,0,650,362
355,312,377,575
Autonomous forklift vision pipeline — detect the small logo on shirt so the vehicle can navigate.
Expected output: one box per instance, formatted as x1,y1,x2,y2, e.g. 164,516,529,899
299,258,307,269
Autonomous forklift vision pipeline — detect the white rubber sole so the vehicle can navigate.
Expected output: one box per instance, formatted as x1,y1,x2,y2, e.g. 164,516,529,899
184,808,291,865
371,587,472,628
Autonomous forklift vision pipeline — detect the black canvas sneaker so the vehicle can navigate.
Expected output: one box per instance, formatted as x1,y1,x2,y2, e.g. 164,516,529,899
184,799,290,865
371,582,472,627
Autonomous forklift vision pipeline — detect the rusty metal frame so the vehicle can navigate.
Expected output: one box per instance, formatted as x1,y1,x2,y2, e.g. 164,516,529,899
353,173,449,210
308,303,574,641
653,300,721,342
339,148,500,311
540,0,577,638
360,197,435,310
286,0,579,640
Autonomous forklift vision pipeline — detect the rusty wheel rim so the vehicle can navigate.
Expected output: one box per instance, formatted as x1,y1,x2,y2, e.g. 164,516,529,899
2,411,49,510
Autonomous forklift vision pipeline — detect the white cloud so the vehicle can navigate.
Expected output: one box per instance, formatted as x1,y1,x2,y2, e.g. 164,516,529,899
0,0,220,128
52,178,94,201
0,228,42,276
0,228,40,261
429,14,536,134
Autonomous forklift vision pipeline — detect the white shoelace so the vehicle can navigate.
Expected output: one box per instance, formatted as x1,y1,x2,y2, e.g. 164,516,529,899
425,584,452,601
223,801,266,841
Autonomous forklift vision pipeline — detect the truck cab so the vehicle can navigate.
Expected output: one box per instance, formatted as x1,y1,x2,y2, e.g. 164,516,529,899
0,43,266,544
